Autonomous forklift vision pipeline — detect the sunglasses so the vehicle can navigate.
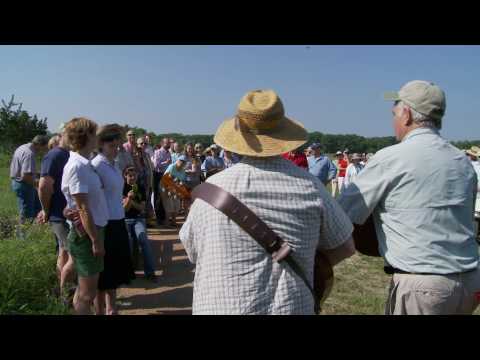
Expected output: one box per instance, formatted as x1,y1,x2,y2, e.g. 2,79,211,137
138,143,145,146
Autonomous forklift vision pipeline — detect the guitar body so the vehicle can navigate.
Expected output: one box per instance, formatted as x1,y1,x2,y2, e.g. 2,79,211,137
160,173,191,200
313,252,334,312
352,215,381,257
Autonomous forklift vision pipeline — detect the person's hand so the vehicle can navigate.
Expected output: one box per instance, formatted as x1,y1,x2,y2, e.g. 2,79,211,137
92,242,105,257
37,210,48,224
63,207,79,221
128,191,135,199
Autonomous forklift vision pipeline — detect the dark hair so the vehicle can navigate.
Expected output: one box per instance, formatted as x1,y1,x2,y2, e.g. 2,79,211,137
32,135,49,147
123,166,137,177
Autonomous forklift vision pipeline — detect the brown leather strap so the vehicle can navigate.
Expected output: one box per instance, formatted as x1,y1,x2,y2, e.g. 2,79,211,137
191,182,317,301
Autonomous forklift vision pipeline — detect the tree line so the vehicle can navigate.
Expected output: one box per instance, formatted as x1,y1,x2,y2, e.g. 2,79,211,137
0,95,478,155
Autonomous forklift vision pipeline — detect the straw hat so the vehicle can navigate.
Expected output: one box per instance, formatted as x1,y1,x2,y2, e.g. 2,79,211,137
214,89,308,157
466,146,480,157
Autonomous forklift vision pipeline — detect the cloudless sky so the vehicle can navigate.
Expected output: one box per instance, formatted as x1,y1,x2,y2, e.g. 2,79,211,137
0,45,479,141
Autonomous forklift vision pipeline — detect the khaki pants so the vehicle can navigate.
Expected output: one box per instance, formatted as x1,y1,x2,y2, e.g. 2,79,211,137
385,268,480,315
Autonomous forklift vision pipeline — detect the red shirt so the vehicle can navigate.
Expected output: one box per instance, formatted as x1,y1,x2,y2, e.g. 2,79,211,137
282,152,308,169
338,159,348,177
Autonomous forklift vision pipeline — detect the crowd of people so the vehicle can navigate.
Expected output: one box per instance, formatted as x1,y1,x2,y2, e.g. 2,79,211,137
7,79,480,315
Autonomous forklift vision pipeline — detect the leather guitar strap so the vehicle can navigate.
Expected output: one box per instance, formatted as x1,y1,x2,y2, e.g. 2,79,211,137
191,182,317,302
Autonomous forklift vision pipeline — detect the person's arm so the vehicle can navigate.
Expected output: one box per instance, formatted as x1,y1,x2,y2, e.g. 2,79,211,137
327,159,337,181
337,153,391,225
123,196,132,210
316,184,356,266
20,152,36,186
322,236,355,266
72,193,104,257
37,175,54,223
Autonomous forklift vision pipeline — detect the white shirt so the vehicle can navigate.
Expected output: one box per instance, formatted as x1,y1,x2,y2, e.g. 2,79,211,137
91,153,125,220
471,160,480,213
180,156,353,314
61,151,109,227
343,162,364,189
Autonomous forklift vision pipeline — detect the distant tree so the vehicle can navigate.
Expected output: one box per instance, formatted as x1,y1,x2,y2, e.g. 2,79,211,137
0,95,48,153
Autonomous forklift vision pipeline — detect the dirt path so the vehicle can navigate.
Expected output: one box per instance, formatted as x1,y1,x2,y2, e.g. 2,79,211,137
117,217,194,315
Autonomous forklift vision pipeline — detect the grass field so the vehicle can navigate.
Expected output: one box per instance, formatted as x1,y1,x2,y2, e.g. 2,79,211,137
0,152,478,315
0,153,69,315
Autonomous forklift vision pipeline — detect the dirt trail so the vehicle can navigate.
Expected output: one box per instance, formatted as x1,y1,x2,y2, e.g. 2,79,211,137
117,218,194,315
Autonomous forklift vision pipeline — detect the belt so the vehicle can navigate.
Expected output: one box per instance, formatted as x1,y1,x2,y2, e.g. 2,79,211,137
384,266,476,276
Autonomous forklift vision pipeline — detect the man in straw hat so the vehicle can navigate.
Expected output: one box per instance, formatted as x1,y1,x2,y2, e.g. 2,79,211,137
338,80,480,315
180,89,355,314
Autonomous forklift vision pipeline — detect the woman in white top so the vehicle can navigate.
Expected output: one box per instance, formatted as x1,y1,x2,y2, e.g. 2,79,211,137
342,153,365,191
61,118,108,315
92,124,136,315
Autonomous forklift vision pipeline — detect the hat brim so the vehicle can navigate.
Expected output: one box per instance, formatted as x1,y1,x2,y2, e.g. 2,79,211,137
383,91,401,101
466,150,478,157
214,116,308,157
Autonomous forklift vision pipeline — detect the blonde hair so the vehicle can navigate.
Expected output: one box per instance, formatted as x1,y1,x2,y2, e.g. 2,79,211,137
64,117,98,151
47,134,61,150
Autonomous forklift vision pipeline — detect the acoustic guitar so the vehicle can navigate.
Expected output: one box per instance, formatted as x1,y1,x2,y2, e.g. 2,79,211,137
352,215,381,257
160,173,191,200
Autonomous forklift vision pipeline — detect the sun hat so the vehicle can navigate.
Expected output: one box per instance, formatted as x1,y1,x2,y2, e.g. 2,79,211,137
384,80,446,127
466,146,480,157
214,89,308,157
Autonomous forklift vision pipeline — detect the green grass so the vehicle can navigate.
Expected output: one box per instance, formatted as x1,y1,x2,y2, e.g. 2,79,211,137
0,153,69,315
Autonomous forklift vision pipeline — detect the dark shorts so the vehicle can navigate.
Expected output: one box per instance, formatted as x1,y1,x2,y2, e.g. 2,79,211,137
68,226,105,278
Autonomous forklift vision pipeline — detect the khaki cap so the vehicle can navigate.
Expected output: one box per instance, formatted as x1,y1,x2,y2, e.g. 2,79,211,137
384,80,446,122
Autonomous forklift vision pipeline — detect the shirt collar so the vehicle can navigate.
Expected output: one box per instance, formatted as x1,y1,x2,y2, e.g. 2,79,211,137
402,127,440,143
70,151,90,165
97,152,115,167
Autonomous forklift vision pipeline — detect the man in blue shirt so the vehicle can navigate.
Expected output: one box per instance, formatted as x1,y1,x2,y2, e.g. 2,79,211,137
38,129,75,297
307,143,337,186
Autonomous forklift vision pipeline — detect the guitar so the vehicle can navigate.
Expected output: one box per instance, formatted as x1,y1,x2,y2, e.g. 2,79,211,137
160,173,191,200
352,215,380,257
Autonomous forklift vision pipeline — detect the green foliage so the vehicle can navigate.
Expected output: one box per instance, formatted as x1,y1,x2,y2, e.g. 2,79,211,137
0,157,68,315
0,223,69,314
0,95,48,154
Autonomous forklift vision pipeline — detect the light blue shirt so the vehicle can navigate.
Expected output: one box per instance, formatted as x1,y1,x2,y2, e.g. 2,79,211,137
201,156,225,175
165,163,187,183
338,127,479,274
307,155,337,184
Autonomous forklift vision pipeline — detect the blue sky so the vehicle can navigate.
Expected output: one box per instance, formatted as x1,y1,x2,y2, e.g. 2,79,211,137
0,45,479,141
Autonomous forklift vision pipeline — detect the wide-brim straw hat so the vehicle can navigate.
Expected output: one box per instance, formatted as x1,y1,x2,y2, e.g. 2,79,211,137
214,89,308,157
466,146,480,157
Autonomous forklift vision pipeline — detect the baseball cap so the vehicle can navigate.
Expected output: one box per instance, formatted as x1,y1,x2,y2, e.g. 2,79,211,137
336,151,342,155
384,80,446,122
309,143,321,150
